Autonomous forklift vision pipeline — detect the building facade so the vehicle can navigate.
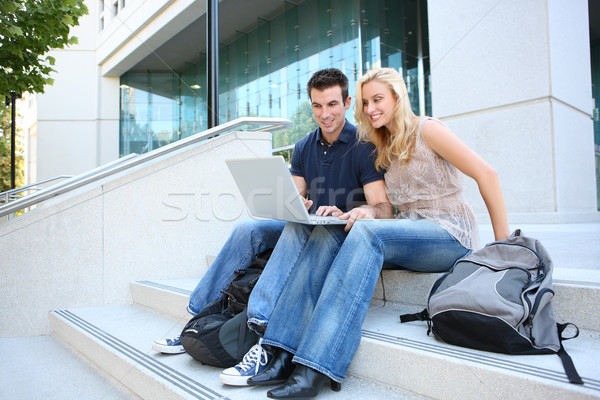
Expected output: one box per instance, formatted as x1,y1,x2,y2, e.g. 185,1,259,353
19,0,600,222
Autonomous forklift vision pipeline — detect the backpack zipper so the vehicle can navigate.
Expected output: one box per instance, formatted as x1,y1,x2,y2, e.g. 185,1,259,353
486,242,547,281
528,287,555,320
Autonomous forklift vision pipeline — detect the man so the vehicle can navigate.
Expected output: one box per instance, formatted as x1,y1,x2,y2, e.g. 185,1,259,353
153,68,387,382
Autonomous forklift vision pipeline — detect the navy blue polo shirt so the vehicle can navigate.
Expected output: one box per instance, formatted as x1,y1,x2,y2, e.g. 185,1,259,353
290,120,384,213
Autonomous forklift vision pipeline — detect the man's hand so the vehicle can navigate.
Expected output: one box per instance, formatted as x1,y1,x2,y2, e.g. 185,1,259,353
301,196,314,210
315,205,343,216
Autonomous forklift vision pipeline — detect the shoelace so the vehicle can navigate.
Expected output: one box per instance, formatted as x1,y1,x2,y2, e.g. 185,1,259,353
237,345,268,373
166,336,180,345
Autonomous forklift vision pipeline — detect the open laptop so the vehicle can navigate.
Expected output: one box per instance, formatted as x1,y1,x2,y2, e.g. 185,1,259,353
225,156,347,225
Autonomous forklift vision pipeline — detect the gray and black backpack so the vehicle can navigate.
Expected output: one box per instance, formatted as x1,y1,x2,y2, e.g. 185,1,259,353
180,248,272,368
400,229,582,384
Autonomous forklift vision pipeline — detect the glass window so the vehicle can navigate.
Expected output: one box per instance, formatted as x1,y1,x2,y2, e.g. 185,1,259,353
119,0,430,157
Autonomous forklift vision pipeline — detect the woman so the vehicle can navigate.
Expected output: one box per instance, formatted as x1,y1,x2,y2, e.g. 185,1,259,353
246,67,510,398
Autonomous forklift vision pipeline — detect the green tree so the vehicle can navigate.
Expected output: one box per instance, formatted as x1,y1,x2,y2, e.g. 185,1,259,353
272,101,317,149
0,0,87,190
0,0,88,96
0,103,24,193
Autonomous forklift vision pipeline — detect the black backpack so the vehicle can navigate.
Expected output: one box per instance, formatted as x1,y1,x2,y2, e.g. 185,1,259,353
180,248,272,368
400,230,582,384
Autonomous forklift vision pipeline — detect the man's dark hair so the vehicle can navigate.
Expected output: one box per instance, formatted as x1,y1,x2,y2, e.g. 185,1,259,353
306,68,349,102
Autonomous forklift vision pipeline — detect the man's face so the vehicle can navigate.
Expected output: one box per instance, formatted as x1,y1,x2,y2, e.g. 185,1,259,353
310,86,351,139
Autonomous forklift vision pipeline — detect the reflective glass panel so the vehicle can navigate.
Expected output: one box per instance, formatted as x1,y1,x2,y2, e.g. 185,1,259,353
119,0,430,157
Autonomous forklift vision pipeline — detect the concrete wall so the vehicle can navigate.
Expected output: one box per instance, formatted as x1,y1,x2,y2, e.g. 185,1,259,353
27,0,201,183
0,132,272,337
30,0,121,183
428,0,598,223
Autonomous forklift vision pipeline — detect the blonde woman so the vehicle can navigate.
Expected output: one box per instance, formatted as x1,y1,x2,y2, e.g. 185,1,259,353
250,68,509,398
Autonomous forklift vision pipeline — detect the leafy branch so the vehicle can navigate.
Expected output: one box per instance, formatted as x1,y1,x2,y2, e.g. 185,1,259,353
0,0,88,96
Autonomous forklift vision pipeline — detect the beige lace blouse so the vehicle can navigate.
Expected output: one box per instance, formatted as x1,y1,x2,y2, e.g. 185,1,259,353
384,117,479,250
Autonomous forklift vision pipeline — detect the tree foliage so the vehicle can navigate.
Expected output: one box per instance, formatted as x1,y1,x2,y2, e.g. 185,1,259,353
272,101,317,149
0,0,88,96
0,103,24,192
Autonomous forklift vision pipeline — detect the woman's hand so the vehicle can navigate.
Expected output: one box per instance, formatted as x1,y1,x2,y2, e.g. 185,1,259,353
338,207,377,231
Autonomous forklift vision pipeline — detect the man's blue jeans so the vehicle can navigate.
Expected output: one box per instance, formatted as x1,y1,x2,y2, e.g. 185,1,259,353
187,219,287,314
261,219,471,383
247,223,348,333
187,219,334,328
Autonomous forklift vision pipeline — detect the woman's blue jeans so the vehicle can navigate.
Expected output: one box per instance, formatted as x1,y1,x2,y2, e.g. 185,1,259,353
261,219,471,383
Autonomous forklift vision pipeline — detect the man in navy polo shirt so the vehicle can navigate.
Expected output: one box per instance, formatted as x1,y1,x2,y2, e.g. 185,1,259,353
153,69,388,368
291,105,380,215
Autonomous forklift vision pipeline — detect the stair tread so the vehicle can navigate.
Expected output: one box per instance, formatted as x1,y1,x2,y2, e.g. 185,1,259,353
52,296,600,400
129,278,600,398
51,305,430,400
364,302,600,382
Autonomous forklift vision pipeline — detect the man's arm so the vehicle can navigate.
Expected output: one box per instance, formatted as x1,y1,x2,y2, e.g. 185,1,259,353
292,175,313,210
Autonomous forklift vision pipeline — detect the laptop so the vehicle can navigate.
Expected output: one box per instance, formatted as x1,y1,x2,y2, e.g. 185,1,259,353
225,156,347,225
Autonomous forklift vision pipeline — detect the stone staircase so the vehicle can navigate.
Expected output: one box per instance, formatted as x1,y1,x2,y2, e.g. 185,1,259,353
49,279,426,400
48,260,600,400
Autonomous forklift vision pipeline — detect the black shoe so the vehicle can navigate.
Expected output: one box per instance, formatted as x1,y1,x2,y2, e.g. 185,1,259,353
247,348,295,386
266,364,341,398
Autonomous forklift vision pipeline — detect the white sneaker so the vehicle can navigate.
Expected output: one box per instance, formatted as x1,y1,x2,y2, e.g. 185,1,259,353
152,336,186,354
219,343,273,386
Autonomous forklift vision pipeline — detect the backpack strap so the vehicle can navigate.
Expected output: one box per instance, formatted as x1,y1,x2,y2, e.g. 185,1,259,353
399,309,429,323
399,309,433,335
558,322,580,341
237,307,250,360
557,343,583,384
556,323,583,384
513,228,522,237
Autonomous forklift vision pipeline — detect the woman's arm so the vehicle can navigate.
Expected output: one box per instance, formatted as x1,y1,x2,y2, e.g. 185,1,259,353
338,180,394,231
422,120,509,241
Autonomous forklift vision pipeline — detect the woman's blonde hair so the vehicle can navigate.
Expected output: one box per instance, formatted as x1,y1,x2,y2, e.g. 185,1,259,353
354,68,421,171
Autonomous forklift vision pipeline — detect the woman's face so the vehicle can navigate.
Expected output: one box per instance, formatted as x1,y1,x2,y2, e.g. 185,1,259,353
361,80,396,130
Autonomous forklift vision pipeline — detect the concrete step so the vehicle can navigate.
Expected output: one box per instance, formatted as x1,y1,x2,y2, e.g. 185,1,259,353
131,222,600,333
129,277,600,399
49,305,429,400
376,223,600,332
374,267,600,332
132,263,600,334
355,302,600,399
130,279,196,322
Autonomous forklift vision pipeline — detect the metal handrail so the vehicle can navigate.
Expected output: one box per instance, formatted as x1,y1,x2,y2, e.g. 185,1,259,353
0,117,291,219
1,175,73,202
0,154,139,220
1,176,73,208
